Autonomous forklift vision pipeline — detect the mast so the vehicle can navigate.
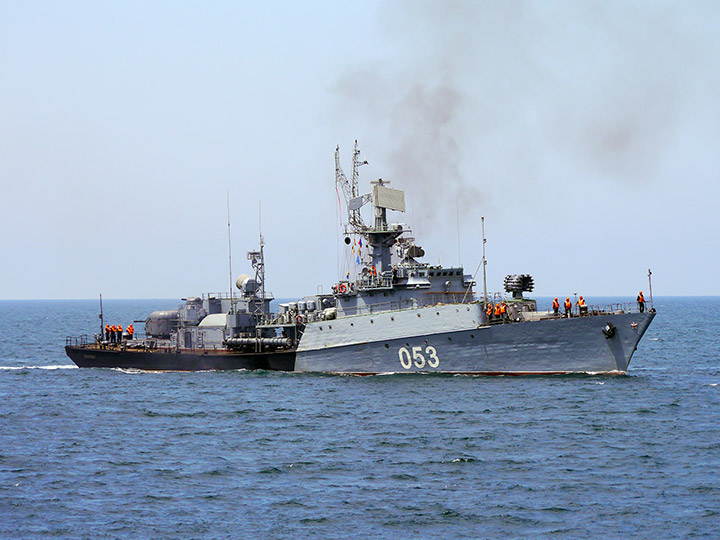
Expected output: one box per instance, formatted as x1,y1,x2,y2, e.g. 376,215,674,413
482,217,488,311
227,192,234,312
99,293,104,338
247,204,266,326
335,141,368,234
259,202,265,318
648,268,654,310
456,195,461,267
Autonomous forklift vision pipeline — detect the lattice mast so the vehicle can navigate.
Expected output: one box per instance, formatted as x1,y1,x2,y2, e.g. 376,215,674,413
335,140,368,233
247,234,266,325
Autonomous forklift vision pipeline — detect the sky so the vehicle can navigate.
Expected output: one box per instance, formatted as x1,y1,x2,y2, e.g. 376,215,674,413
1,0,719,300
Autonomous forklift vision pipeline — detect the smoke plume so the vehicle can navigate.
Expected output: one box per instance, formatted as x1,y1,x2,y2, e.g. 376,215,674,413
333,1,718,236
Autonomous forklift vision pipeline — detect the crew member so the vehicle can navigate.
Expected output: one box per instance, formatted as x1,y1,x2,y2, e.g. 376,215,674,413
486,302,493,322
577,295,587,316
552,297,560,315
637,291,645,313
117,324,123,343
500,301,508,321
110,325,117,344
564,297,572,317
105,324,111,342
494,303,501,320
127,324,134,340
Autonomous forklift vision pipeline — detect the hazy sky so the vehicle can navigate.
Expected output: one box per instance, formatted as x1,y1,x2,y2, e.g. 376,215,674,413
2,1,719,299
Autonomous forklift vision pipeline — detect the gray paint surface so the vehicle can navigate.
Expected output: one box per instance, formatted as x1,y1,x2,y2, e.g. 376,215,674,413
296,309,655,374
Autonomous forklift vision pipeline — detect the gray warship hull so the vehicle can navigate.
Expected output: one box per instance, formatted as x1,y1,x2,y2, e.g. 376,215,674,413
296,303,655,375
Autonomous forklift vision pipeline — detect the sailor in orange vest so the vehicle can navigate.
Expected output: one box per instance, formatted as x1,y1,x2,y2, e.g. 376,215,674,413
117,324,123,343
500,301,508,321
105,324,111,342
577,295,587,316
486,302,493,322
110,324,117,344
564,298,572,317
552,297,560,315
494,303,501,319
127,324,134,340
637,291,645,313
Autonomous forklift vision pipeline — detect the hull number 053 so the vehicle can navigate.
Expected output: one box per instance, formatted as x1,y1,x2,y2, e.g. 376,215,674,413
398,346,440,369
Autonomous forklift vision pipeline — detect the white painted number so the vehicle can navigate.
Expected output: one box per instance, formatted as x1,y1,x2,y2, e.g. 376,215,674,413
398,346,440,369
426,346,439,368
398,347,412,369
412,346,425,368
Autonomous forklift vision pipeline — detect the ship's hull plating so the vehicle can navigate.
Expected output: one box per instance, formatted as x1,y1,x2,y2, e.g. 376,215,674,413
295,306,655,375
65,346,295,372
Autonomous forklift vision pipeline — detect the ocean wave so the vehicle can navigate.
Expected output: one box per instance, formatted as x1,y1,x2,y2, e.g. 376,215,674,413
0,364,77,370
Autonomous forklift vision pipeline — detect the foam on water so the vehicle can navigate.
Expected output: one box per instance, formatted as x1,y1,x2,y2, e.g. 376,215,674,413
0,364,77,370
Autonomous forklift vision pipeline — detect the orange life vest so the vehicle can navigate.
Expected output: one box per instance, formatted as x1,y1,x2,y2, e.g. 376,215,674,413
111,325,116,332
564,299,571,310
486,304,493,315
552,299,559,310
494,304,501,316
117,325,122,333
638,293,644,302
127,325,134,335
500,303,507,314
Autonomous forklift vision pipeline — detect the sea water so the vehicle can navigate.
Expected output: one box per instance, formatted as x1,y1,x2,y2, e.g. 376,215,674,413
0,297,718,539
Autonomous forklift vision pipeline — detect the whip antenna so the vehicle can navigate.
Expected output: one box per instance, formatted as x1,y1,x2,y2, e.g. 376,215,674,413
227,192,234,310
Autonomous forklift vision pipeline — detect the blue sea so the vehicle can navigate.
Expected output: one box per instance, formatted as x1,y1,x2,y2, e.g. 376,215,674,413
1,297,719,539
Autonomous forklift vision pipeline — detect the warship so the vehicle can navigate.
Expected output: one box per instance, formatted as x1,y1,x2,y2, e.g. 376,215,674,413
64,240,303,371
66,142,655,374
